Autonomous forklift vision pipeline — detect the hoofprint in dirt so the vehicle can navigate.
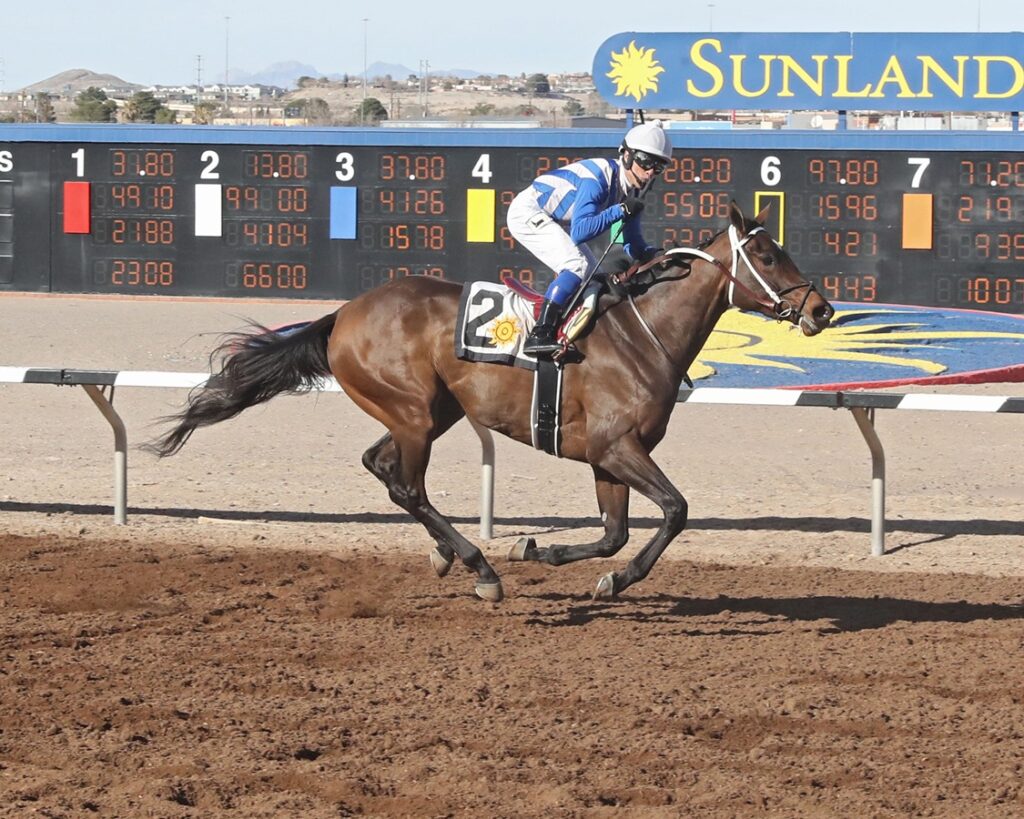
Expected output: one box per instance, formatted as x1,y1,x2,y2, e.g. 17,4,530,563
2,535,1022,817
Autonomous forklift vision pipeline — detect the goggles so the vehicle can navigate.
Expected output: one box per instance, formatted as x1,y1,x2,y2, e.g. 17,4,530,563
632,150,668,173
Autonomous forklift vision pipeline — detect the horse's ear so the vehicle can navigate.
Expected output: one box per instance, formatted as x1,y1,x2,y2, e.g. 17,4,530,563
728,200,745,232
755,201,773,224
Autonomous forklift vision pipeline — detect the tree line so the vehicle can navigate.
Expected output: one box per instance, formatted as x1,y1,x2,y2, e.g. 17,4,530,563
7,71,593,125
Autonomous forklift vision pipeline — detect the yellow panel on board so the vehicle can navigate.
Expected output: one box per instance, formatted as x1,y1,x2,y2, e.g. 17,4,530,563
753,191,786,245
466,189,496,243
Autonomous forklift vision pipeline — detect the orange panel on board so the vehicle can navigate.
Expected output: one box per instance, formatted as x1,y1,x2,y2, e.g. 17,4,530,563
902,193,933,250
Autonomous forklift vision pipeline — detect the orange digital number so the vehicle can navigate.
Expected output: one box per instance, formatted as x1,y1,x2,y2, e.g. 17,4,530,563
807,158,878,186
664,156,732,184
111,184,141,209
244,152,309,179
662,191,730,219
661,227,715,248
821,274,877,301
239,262,308,289
380,154,446,181
110,218,174,245
384,224,410,250
240,221,309,247
111,150,175,178
111,259,174,287
415,224,445,250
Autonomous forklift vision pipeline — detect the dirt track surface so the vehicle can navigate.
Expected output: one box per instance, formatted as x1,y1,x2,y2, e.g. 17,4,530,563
3,535,1023,818
2,293,1024,816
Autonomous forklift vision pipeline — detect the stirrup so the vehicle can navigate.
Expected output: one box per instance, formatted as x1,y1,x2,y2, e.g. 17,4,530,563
523,336,560,356
528,339,561,354
522,324,559,356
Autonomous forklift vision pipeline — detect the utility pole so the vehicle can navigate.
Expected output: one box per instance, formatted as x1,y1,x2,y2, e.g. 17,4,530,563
195,55,203,88
423,59,430,118
361,18,369,124
223,16,230,110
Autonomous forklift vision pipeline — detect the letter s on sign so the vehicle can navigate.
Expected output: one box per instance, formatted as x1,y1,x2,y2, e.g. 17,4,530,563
0,151,13,173
687,38,725,98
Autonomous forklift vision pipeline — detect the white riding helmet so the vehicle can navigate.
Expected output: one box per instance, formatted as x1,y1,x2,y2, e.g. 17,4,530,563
620,120,673,163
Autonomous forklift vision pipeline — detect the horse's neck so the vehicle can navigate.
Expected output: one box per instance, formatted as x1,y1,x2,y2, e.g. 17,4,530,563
627,259,731,368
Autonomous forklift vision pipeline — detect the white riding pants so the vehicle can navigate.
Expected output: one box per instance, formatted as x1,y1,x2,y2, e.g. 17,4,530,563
506,187,596,281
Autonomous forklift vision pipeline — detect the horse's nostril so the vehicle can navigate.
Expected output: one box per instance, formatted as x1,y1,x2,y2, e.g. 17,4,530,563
814,304,835,322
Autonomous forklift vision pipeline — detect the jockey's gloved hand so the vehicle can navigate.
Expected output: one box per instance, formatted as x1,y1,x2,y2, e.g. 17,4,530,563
621,196,645,218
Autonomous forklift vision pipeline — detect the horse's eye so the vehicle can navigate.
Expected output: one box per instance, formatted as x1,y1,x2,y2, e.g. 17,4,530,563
761,254,776,267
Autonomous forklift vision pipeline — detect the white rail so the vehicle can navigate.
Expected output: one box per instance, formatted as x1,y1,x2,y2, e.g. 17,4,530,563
3,367,1022,554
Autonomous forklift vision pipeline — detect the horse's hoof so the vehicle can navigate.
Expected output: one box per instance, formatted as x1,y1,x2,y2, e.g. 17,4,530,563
507,536,536,561
593,572,617,600
429,548,454,578
475,580,504,603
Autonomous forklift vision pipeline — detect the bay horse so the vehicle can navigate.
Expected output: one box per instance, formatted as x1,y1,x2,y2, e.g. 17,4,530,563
150,202,833,602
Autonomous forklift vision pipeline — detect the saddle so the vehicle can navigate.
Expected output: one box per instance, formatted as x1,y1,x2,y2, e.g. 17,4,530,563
501,274,611,358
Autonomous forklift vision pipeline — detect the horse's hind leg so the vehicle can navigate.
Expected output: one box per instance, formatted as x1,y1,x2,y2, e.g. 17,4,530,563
356,400,503,601
362,433,455,576
510,465,630,565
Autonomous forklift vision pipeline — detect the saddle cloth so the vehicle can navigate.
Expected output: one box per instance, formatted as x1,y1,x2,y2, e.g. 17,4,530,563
454,278,605,372
454,281,541,371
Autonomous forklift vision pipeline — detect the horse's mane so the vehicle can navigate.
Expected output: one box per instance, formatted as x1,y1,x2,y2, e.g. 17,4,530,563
696,226,728,251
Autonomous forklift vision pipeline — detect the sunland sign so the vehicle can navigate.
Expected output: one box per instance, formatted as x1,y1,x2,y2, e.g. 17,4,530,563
592,33,1024,111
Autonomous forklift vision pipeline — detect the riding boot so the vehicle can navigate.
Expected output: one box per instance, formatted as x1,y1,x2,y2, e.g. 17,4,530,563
522,299,564,358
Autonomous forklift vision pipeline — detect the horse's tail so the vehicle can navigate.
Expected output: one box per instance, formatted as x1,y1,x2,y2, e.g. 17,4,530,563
146,310,339,457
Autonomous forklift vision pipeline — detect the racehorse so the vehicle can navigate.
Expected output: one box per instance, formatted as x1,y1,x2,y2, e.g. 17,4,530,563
149,202,833,602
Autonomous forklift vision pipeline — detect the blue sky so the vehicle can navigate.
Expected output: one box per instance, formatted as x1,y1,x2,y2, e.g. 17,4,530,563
2,0,1020,90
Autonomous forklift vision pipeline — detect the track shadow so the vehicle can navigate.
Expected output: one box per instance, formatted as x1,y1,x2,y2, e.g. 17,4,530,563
527,592,1024,633
2,500,1023,540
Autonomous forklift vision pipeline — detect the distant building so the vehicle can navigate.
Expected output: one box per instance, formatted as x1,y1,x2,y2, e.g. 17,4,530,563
569,116,626,129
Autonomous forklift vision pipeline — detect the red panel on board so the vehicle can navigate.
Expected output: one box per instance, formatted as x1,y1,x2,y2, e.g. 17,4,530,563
63,181,91,234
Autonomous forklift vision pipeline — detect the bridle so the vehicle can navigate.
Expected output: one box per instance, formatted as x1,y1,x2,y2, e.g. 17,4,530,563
657,225,815,322
611,223,819,373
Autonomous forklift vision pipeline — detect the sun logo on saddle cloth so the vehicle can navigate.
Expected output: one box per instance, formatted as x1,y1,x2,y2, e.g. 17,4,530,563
606,40,665,102
489,314,522,349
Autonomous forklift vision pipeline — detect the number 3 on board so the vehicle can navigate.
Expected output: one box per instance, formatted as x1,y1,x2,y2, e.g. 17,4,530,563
336,152,355,181
472,153,492,184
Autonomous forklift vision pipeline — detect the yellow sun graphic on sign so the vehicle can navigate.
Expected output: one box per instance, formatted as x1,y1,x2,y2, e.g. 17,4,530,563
489,315,522,348
606,40,665,102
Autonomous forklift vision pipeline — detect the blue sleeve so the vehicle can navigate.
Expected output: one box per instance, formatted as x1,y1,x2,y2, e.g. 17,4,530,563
621,217,654,261
568,178,625,244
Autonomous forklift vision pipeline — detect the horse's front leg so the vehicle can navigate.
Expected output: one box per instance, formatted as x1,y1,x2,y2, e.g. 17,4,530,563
509,465,629,565
590,436,688,599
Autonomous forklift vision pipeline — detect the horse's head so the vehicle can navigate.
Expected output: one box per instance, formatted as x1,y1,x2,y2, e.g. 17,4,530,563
710,201,834,336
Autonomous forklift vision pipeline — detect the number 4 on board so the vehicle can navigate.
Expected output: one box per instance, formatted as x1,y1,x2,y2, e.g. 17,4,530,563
472,154,492,184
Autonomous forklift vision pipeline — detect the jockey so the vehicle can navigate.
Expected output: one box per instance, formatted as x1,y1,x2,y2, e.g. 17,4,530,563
507,120,673,358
